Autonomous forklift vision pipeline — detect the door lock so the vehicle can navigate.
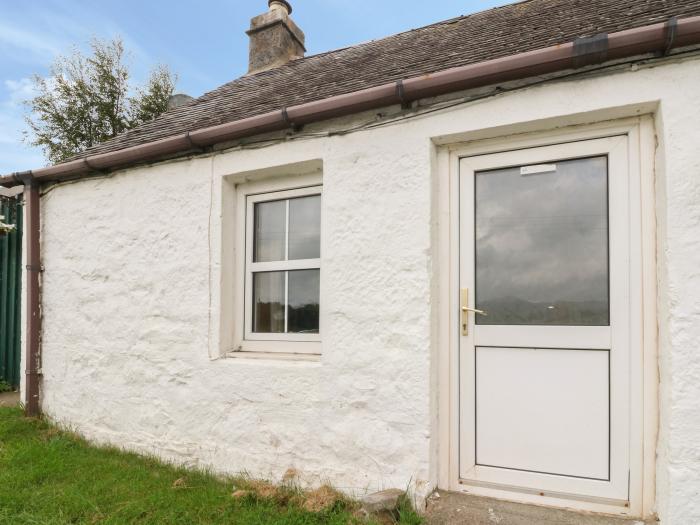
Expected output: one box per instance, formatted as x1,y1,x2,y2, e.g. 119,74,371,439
461,288,487,336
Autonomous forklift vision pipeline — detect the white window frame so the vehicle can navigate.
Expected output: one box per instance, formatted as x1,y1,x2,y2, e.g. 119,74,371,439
234,180,322,356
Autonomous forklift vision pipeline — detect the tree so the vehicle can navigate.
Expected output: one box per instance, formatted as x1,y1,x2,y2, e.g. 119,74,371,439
24,37,177,164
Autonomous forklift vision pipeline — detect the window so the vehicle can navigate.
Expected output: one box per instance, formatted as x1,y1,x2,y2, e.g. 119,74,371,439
239,184,322,355
474,156,609,326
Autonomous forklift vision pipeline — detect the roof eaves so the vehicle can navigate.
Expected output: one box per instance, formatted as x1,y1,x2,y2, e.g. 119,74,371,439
2,11,700,187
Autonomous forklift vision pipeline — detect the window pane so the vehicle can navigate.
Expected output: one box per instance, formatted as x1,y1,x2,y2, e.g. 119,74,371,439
475,156,609,326
289,195,321,260
288,270,320,333
254,200,286,262
253,272,285,333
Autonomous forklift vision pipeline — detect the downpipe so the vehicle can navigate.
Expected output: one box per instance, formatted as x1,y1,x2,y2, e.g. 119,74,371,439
16,172,41,417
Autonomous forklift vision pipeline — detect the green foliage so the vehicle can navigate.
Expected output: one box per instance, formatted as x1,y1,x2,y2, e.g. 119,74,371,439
0,381,13,393
24,38,177,164
0,407,423,524
395,493,424,525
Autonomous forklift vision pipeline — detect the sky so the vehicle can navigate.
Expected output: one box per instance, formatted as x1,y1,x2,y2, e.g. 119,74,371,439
0,0,510,173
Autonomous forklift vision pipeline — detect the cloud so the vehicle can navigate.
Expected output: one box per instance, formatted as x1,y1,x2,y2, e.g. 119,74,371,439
0,0,156,172
0,142,45,172
475,157,609,305
1,77,38,145
0,23,63,62
0,114,25,145
0,77,44,171
0,2,154,74
0,108,45,171
4,78,38,107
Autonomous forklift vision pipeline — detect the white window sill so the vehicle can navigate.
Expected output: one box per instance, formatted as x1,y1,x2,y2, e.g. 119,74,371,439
225,350,321,363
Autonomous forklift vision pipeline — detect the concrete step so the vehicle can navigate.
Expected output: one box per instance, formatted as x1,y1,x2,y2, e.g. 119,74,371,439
425,491,656,525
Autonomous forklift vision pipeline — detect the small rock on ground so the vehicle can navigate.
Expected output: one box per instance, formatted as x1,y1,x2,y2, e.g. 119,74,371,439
360,489,405,514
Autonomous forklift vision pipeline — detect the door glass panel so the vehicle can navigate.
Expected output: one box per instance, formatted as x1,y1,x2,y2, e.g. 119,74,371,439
254,200,286,262
289,195,321,260
252,271,285,333
475,156,609,326
288,270,320,333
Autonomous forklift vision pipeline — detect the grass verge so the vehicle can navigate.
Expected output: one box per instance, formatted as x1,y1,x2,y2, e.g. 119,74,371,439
0,407,422,524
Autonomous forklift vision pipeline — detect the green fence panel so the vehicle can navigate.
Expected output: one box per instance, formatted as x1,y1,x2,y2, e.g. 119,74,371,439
0,196,22,389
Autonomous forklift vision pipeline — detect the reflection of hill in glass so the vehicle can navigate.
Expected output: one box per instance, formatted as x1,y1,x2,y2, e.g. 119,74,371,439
476,297,609,326
255,302,319,333
289,303,320,333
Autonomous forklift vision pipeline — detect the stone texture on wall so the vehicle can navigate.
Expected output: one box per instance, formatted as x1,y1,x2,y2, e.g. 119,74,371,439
35,56,700,522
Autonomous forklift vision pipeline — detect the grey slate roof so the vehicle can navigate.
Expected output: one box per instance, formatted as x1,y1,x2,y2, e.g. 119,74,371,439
75,0,700,159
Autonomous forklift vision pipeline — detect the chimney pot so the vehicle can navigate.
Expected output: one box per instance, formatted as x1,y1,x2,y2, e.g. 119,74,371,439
247,1,305,74
268,0,292,15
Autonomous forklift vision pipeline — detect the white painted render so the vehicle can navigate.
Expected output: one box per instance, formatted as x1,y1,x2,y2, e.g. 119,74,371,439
29,54,700,522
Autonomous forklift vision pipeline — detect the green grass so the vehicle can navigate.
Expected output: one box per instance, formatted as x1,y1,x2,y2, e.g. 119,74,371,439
0,407,423,525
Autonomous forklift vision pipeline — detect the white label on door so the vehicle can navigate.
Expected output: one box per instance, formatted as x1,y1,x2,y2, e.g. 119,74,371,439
520,164,557,175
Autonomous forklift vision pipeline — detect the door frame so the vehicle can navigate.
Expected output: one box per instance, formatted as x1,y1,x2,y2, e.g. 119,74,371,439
435,117,658,517
459,137,630,501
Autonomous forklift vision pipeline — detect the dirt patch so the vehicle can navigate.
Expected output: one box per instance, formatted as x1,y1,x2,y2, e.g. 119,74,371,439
247,479,283,500
232,477,349,515
301,485,345,513
0,392,19,408
171,477,187,489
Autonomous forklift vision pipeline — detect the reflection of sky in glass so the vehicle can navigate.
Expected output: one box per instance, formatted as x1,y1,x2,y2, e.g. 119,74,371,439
289,195,321,260
288,270,320,308
475,156,609,326
254,195,321,262
254,200,285,262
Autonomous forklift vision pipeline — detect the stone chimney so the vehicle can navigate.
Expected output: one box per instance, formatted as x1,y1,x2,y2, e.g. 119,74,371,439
247,0,306,74
167,94,194,110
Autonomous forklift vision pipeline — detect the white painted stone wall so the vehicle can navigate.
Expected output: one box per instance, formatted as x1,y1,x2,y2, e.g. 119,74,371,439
33,54,700,522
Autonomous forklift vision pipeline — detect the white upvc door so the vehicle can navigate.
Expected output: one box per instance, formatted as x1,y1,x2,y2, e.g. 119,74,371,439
458,136,633,503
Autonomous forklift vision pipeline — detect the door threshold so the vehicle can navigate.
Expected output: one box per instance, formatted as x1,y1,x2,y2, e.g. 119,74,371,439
425,491,655,525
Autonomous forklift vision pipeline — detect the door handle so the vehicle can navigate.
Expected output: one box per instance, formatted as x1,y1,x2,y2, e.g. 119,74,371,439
461,288,487,336
462,306,487,315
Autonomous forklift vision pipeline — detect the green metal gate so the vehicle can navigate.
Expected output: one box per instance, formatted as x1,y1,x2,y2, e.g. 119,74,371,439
0,196,22,389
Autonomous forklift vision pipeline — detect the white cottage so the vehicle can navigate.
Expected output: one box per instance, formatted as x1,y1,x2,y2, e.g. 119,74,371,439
3,0,700,522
